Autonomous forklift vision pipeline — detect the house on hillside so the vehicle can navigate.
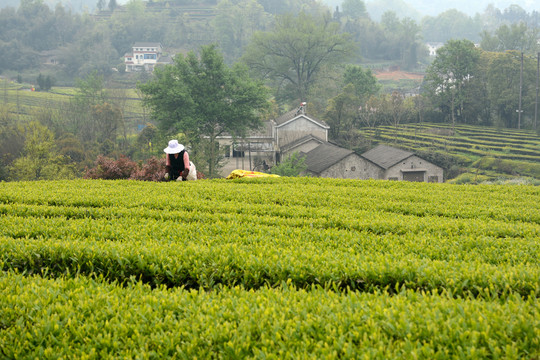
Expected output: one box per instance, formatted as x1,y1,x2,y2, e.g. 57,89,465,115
216,104,443,182
361,145,443,182
124,42,172,72
426,42,444,57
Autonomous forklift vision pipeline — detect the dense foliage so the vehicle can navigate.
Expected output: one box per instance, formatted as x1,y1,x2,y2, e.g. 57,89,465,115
0,178,539,357
1,0,539,183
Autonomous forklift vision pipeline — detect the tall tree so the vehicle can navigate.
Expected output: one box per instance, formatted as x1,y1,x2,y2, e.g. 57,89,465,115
9,121,76,180
421,9,482,43
480,23,540,55
341,0,368,20
343,64,380,99
380,11,423,70
486,50,537,128
241,11,355,104
325,84,358,140
324,65,380,143
424,39,482,130
211,0,270,62
138,44,269,177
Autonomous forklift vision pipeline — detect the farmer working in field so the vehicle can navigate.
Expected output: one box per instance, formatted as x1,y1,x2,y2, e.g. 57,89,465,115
164,139,191,181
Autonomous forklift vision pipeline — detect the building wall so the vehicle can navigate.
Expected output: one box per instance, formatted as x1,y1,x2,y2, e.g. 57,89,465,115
216,137,275,177
385,155,444,182
277,117,327,149
317,154,384,180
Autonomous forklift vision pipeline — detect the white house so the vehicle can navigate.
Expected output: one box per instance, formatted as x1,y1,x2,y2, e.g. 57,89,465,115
426,42,444,57
125,42,169,72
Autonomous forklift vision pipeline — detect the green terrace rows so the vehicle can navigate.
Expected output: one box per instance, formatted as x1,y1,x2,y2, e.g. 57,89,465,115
1,84,145,128
362,125,540,163
1,272,539,359
1,179,539,297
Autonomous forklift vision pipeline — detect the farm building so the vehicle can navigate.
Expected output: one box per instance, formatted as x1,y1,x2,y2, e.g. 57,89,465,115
301,143,382,180
361,145,443,182
217,104,330,176
217,105,443,182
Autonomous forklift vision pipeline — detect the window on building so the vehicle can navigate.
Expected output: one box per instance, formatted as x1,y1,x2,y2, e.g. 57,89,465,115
223,145,231,158
233,149,245,158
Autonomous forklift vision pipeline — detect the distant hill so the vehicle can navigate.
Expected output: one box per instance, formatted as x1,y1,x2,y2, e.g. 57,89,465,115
0,0,98,12
321,0,538,19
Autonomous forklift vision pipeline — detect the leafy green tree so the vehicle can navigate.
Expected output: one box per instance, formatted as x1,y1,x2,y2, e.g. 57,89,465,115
480,23,540,55
108,0,118,11
212,0,270,62
341,0,368,20
343,64,380,99
424,40,482,130
9,121,76,180
65,71,112,144
380,11,423,70
139,44,269,177
256,0,288,15
421,9,482,43
325,84,358,140
0,105,24,180
377,91,415,140
270,152,307,177
91,102,123,147
342,17,384,61
241,11,356,103
486,50,537,128
36,73,54,91
324,66,380,143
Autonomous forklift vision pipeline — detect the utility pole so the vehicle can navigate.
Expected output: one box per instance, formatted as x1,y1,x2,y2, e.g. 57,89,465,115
534,52,540,130
518,52,523,130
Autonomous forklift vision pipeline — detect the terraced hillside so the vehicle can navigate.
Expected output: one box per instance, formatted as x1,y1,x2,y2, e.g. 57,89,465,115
1,178,539,358
362,123,540,183
0,81,146,133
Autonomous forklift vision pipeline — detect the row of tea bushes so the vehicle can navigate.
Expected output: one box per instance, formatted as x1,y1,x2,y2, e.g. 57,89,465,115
1,271,539,359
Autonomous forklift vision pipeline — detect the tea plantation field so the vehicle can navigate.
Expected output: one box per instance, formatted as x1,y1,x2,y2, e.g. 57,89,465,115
1,178,539,358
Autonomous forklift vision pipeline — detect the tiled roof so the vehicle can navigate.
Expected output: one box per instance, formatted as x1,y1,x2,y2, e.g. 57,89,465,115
361,145,414,169
274,109,299,125
133,42,162,48
274,111,329,128
303,142,355,174
280,134,325,153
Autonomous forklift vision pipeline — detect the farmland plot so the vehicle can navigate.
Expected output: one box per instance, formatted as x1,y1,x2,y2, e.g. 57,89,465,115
1,178,539,358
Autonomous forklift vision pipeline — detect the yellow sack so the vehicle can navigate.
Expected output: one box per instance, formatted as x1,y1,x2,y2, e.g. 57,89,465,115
226,169,280,179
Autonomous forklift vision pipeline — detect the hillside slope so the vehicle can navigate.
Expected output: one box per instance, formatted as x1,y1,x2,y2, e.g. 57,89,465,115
361,123,540,183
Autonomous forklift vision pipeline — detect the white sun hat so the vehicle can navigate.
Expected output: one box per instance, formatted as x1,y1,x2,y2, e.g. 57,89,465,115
163,139,185,154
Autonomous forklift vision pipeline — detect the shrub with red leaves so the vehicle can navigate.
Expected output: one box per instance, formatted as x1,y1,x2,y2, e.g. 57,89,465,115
84,155,138,180
130,157,167,182
85,154,206,181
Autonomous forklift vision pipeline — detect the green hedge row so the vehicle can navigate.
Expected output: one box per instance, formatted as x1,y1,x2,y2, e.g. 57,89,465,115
1,180,538,296
1,272,539,359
